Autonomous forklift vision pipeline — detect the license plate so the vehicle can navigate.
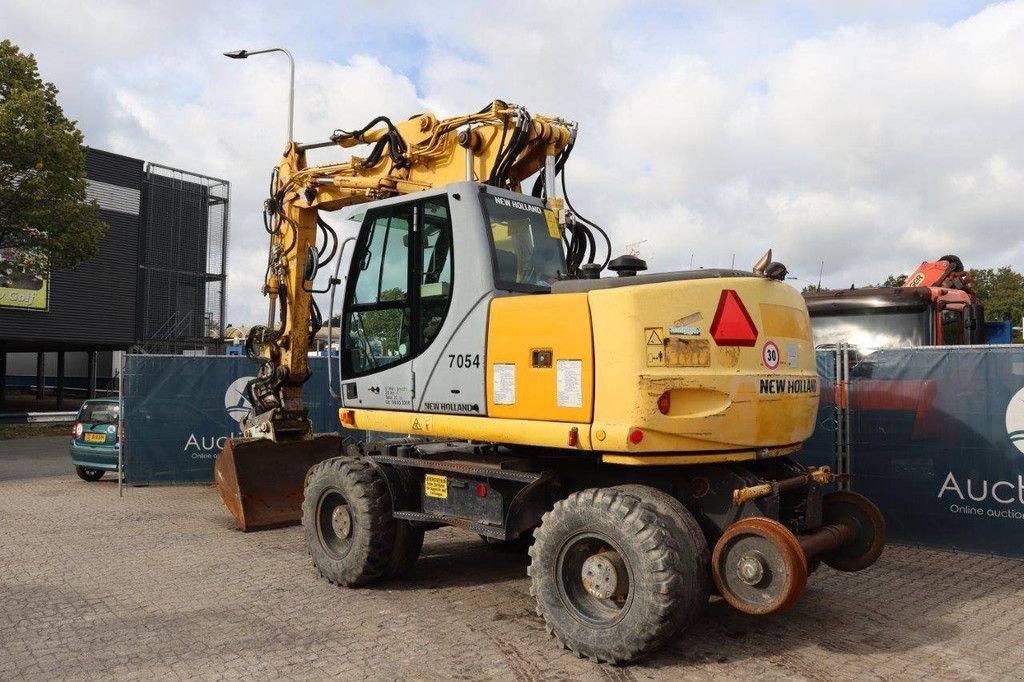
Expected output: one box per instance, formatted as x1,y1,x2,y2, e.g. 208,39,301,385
424,474,448,499
84,432,106,443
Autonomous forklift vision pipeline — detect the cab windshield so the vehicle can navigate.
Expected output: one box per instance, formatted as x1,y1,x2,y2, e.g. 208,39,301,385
482,194,565,291
810,308,931,351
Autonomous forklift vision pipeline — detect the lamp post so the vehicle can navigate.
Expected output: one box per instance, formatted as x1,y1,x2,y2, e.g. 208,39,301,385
223,47,295,143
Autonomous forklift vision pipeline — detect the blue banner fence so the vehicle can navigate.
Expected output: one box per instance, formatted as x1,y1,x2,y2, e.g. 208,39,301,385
121,348,1024,558
121,355,349,484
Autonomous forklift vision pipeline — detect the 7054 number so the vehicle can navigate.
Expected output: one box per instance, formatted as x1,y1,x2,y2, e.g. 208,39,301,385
448,353,481,369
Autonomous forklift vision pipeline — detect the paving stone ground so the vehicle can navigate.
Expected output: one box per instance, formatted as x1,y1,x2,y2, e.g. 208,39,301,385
3,436,1024,680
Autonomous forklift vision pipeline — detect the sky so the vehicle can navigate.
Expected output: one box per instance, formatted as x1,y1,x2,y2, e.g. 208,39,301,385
2,0,1022,324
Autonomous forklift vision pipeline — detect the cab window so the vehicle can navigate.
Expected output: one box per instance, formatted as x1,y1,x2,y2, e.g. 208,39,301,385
482,194,565,291
342,196,453,377
941,309,965,345
420,197,453,347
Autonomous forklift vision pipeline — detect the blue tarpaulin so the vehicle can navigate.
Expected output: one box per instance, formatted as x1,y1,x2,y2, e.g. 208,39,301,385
121,355,345,484
120,348,1024,558
846,346,1024,558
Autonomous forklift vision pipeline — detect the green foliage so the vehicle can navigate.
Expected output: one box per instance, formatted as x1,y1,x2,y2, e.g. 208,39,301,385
356,287,406,354
880,273,907,287
801,284,825,294
0,40,105,271
971,267,1024,341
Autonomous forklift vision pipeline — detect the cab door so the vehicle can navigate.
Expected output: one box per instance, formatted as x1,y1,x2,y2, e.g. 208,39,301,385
340,200,416,410
340,194,458,412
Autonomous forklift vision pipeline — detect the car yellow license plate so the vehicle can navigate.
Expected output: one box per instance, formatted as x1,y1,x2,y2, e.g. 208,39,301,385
424,474,448,499
84,432,106,443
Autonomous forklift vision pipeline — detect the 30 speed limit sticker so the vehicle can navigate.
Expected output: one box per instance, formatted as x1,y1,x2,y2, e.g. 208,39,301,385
762,341,781,370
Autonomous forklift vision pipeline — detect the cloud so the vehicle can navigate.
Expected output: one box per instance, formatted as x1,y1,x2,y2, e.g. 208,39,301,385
2,0,1022,322
594,2,1024,283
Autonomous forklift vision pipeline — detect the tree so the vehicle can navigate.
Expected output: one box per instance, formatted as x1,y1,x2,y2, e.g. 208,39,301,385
970,267,1024,340
876,274,907,287
351,287,406,355
0,40,104,275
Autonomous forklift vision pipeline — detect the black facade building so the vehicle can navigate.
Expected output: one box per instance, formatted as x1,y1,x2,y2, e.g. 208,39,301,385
0,148,229,409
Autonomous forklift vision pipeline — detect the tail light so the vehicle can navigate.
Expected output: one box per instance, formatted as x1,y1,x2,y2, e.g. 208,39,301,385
73,423,83,438
657,391,671,415
710,290,758,347
628,428,645,445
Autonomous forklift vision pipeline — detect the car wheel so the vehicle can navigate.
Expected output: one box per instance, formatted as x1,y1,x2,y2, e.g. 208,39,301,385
76,466,104,482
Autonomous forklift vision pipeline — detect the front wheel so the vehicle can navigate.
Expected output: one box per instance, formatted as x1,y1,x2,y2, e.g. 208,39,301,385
529,488,701,663
75,466,104,482
302,457,419,586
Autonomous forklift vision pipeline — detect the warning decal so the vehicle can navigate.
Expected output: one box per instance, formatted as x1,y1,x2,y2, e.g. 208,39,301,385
556,359,583,408
493,364,516,405
424,474,448,499
646,328,663,346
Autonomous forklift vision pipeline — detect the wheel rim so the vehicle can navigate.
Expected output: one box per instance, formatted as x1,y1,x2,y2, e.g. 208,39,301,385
316,488,354,560
556,532,633,627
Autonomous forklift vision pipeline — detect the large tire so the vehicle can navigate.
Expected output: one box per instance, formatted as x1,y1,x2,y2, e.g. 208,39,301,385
76,466,104,482
302,457,399,586
612,484,711,627
529,488,700,663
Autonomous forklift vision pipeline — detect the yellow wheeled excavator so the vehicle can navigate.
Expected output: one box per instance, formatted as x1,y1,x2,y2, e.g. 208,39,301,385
216,99,886,663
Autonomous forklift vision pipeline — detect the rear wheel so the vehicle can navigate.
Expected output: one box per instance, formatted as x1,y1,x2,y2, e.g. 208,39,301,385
529,488,700,663
302,457,408,586
612,484,711,626
75,466,104,482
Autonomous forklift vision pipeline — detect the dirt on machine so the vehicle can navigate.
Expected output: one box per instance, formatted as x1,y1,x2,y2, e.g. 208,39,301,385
215,96,887,663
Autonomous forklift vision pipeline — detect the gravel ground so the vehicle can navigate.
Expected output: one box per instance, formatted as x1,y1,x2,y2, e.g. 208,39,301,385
2,436,1023,680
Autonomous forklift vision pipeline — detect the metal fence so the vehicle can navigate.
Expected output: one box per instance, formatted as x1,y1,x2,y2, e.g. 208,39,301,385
137,164,229,354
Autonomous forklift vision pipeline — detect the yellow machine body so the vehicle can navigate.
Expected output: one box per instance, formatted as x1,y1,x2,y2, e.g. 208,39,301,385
343,275,817,464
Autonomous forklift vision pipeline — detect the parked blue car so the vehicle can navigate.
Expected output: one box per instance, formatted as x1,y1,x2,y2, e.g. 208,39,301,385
70,398,120,481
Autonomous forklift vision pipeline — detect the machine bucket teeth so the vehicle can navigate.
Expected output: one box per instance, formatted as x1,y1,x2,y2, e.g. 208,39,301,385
214,435,343,532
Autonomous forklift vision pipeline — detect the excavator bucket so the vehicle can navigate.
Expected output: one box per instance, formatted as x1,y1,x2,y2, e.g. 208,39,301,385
214,435,343,532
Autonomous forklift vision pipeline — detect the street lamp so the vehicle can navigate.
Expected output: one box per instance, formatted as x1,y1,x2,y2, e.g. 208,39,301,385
223,47,295,143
